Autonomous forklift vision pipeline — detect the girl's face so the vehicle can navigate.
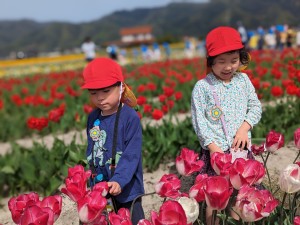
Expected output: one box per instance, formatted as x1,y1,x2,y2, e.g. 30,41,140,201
89,84,123,116
211,51,240,83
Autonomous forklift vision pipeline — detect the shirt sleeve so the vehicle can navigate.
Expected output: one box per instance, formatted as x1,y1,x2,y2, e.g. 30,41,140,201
243,73,262,128
191,81,214,149
109,114,142,190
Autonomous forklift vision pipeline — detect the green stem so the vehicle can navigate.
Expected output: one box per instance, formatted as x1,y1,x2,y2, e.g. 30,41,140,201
293,150,300,163
261,153,273,193
280,192,288,225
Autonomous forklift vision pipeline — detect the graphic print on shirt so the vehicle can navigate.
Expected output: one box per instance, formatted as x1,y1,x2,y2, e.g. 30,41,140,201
87,119,107,167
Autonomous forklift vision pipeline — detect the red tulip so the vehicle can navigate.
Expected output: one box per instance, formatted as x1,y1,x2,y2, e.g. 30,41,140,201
229,158,265,190
38,195,62,222
61,165,91,202
19,205,50,225
8,192,39,223
152,109,164,120
233,185,279,222
176,148,204,176
251,142,265,156
294,216,300,225
93,182,109,197
279,163,300,193
189,174,208,202
271,86,283,97
265,130,284,152
138,219,153,225
294,128,300,149
108,208,133,225
77,190,107,224
204,176,233,210
151,200,187,225
210,152,232,176
155,174,181,199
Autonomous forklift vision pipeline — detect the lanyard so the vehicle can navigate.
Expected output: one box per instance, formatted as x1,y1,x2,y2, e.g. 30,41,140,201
205,77,230,144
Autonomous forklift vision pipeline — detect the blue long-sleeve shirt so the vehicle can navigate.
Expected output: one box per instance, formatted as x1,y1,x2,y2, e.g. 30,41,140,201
86,104,144,203
191,72,262,151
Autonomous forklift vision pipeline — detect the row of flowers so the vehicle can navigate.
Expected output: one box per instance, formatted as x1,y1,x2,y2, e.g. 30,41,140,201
6,128,300,224
0,49,299,141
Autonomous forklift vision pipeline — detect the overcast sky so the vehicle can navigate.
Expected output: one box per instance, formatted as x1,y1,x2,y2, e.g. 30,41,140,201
1,0,208,23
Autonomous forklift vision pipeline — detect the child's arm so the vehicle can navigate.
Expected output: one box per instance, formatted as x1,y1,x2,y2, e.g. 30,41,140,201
243,74,262,129
109,114,142,191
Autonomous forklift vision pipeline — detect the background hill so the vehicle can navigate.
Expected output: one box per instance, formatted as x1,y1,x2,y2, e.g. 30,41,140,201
0,0,299,58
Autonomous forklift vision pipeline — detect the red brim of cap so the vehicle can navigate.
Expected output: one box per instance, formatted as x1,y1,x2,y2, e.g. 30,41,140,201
208,43,244,56
81,79,119,89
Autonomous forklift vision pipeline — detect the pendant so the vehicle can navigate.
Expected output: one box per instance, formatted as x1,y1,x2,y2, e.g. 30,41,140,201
210,106,223,121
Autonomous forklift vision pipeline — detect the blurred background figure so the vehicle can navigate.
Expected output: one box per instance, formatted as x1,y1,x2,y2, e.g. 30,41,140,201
162,42,171,60
152,42,161,61
81,36,96,62
237,21,248,47
184,36,195,58
118,48,127,65
257,26,265,50
196,37,206,57
296,28,300,49
106,44,118,61
264,26,276,49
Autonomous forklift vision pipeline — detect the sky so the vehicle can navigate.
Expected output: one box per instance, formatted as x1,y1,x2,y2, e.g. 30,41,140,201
1,0,208,23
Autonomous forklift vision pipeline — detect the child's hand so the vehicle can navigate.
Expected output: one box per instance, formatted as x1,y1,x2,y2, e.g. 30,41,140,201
232,121,251,151
107,181,121,196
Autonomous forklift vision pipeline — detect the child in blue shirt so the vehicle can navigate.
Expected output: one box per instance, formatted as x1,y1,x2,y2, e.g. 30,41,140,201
81,57,145,224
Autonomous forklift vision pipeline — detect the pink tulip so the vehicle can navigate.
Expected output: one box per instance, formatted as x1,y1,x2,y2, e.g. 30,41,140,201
19,205,50,225
38,195,62,222
265,130,284,152
251,142,266,156
83,214,107,225
138,219,153,225
204,176,233,210
8,192,39,223
61,172,89,202
155,174,181,199
210,152,232,176
150,200,188,225
189,174,208,202
108,208,133,225
279,163,300,193
294,128,300,149
93,182,109,197
77,190,107,224
68,164,92,179
233,185,279,222
294,216,300,225
176,148,204,176
229,158,265,190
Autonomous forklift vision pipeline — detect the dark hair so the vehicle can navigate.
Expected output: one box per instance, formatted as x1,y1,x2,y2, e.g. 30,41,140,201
206,47,250,68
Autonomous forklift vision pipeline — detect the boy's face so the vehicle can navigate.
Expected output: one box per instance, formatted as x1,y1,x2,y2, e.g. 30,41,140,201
89,84,122,116
211,51,240,83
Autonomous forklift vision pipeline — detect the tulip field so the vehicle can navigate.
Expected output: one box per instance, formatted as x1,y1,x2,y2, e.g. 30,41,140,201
1,48,300,224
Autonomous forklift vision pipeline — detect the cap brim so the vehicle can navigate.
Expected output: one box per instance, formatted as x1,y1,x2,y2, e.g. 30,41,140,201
208,44,244,56
121,84,137,107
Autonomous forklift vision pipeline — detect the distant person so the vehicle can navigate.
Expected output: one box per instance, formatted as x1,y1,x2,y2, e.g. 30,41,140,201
237,21,248,46
81,36,96,62
106,44,118,61
162,42,171,60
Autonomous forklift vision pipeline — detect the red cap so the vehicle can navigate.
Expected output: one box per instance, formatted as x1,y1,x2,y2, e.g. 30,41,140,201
206,26,244,57
81,57,124,89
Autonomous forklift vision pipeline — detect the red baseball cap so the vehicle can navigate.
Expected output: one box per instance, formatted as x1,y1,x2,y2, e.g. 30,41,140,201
81,57,138,107
206,26,244,57
81,57,124,89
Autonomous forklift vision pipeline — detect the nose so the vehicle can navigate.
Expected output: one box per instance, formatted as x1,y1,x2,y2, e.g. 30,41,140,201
96,93,104,102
